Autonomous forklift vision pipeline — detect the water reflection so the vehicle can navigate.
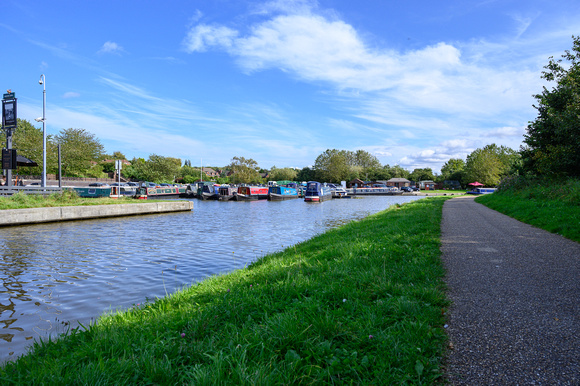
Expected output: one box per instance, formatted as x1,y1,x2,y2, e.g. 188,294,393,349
0,195,422,362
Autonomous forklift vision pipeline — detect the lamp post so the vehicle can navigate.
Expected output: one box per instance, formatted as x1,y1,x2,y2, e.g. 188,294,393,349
37,74,46,188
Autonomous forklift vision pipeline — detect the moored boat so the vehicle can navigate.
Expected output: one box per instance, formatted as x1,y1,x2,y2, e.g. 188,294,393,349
235,186,269,201
331,185,348,198
467,187,496,195
304,181,332,202
269,183,299,201
348,186,403,196
218,185,237,201
200,184,220,200
72,186,112,198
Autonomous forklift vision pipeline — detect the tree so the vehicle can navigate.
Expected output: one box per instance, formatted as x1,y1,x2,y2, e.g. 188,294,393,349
296,166,316,182
228,156,261,184
54,128,105,177
313,149,350,182
522,35,580,177
440,158,465,183
464,144,520,186
269,166,298,181
409,168,434,182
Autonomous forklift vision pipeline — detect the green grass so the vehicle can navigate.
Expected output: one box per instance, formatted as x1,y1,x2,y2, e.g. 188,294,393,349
0,197,451,385
0,190,156,210
476,178,580,242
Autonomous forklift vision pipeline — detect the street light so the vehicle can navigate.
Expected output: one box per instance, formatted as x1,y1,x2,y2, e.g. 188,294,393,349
38,74,46,188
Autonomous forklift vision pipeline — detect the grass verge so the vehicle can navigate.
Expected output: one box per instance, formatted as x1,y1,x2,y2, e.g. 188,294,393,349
476,178,580,243
0,197,451,384
0,190,156,210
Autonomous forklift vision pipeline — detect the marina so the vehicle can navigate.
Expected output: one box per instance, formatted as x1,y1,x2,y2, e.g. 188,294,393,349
0,195,423,362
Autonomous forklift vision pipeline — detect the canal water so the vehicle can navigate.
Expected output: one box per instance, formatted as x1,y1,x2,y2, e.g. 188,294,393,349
0,195,423,362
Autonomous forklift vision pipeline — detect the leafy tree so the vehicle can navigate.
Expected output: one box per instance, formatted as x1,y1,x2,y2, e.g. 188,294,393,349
409,168,434,182
112,151,127,160
127,155,181,182
353,150,381,169
464,144,520,186
296,166,316,182
269,166,298,181
440,158,465,183
179,164,202,183
54,128,105,177
390,165,410,179
521,35,580,177
228,156,261,184
314,149,350,182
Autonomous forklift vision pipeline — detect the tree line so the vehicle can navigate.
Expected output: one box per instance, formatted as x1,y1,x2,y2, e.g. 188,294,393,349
3,37,578,186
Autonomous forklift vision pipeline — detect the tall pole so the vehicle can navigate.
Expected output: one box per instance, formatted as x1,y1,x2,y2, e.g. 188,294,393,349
39,74,46,188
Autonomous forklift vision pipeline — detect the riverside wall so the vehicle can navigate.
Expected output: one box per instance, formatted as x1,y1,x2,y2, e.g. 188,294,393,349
0,201,194,227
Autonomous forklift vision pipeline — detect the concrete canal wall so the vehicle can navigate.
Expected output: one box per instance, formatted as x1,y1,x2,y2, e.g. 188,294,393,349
0,201,193,227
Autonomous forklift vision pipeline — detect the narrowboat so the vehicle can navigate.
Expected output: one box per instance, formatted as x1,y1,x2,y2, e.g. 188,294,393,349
304,181,332,202
467,187,496,195
218,185,237,201
200,184,220,200
348,186,403,196
235,186,269,201
134,184,182,199
269,183,299,201
73,186,112,198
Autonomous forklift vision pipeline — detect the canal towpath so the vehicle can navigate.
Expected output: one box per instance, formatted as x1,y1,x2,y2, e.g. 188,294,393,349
441,195,579,384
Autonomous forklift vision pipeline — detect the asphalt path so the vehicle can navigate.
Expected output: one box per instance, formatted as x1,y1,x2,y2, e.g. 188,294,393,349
441,195,579,385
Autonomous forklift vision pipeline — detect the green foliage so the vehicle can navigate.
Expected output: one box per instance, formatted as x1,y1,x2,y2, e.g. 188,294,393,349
296,166,316,182
478,177,580,242
440,158,465,184
409,168,435,182
522,36,580,177
130,154,182,183
0,198,451,384
269,166,298,181
55,128,105,177
228,156,261,184
463,144,520,186
314,149,382,182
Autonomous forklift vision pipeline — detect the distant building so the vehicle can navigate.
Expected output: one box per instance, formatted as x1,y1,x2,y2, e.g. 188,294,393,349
203,168,220,178
420,180,436,190
386,178,411,188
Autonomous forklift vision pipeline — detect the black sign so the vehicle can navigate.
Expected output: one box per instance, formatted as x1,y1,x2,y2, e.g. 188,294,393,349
2,99,17,127
2,149,17,170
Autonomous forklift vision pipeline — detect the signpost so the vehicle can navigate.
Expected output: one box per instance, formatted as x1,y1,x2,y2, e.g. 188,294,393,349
2,90,17,187
116,160,122,194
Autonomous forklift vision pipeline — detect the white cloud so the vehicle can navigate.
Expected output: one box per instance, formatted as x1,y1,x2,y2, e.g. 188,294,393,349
62,92,80,99
98,41,124,55
182,25,238,52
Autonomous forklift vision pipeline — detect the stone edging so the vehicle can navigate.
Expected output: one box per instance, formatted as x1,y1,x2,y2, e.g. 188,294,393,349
0,201,194,227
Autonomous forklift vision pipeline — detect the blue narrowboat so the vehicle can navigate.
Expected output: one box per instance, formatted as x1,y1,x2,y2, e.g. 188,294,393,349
467,187,496,195
269,183,299,201
304,181,332,202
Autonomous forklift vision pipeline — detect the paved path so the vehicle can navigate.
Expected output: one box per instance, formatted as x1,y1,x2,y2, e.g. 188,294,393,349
441,196,579,385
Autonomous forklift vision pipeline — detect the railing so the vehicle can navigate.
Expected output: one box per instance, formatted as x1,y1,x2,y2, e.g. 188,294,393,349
0,186,62,196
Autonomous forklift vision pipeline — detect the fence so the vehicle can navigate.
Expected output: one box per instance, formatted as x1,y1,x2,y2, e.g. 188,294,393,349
0,186,62,196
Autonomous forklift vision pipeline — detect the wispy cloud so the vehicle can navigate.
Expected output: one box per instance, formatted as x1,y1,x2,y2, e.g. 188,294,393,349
98,41,125,55
62,92,80,99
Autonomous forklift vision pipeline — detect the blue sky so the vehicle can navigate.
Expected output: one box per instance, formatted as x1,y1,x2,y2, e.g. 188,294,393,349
1,0,579,173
